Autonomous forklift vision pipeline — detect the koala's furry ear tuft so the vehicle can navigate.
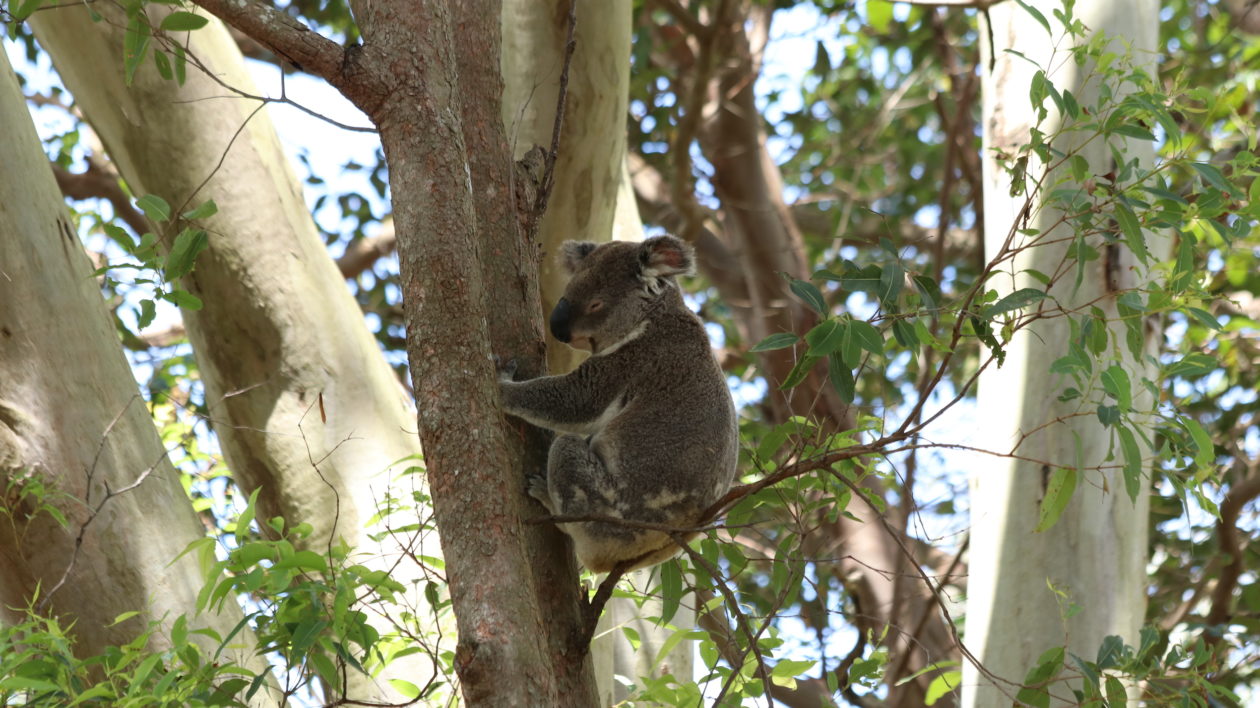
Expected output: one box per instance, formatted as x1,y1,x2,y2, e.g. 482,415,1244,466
559,241,599,273
639,235,695,278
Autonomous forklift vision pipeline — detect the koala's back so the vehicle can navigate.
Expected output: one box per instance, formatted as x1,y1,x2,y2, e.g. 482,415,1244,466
574,304,738,559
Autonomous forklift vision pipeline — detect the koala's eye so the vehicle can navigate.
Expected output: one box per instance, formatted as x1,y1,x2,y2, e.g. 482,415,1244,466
586,300,604,314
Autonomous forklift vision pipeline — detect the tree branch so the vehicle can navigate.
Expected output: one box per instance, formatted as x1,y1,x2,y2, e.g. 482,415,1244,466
50,157,151,238
336,223,396,279
189,0,356,93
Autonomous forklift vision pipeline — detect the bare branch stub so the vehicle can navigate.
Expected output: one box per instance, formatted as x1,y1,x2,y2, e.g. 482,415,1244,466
190,0,371,100
529,0,578,229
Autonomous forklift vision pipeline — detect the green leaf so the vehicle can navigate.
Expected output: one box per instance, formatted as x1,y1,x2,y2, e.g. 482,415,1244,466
984,288,1047,318
160,11,210,32
1165,352,1217,378
1183,418,1215,474
1015,686,1050,708
1184,306,1222,331
750,332,799,352
1095,635,1125,669
1104,675,1128,706
234,541,277,567
272,550,328,572
1096,404,1121,427
388,679,421,700
1035,468,1077,532
171,614,188,648
891,319,918,352
841,264,883,294
0,677,60,692
925,670,961,705
1062,89,1080,119
878,262,904,305
236,487,260,543
109,610,140,627
756,425,788,461
13,0,44,22
805,319,846,356
290,618,328,655
138,299,157,330
1013,0,1052,34
181,199,219,220
153,50,173,81
659,560,682,624
102,223,134,252
771,659,816,678
849,320,883,355
165,289,203,311
1100,364,1132,412
1115,426,1142,502
789,277,827,315
1190,162,1240,197
1111,123,1156,141
1024,646,1065,684
827,353,855,404
308,648,338,686
1114,203,1148,265
867,0,893,33
123,13,151,86
164,228,210,280
780,354,819,390
135,194,171,223
812,41,831,75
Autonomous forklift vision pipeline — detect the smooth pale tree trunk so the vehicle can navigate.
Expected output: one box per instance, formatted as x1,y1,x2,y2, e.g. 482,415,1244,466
965,2,1159,705
502,0,643,374
31,7,437,702
0,51,274,703
502,2,695,701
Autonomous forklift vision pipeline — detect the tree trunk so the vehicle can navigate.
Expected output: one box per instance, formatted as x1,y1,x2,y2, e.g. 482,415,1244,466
30,7,438,701
502,0,643,374
0,50,273,702
964,2,1159,705
341,1,598,703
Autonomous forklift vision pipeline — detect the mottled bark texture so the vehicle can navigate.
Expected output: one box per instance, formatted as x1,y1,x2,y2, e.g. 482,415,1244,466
190,0,600,702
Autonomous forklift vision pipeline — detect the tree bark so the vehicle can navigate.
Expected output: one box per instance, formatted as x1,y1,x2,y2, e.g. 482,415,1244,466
30,7,437,701
964,2,1160,705
0,50,273,702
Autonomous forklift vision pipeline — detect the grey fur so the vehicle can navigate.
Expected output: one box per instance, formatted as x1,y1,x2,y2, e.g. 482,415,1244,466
499,235,739,572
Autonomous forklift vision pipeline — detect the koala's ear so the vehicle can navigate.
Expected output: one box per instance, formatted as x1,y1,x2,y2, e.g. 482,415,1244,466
639,235,695,278
560,241,599,273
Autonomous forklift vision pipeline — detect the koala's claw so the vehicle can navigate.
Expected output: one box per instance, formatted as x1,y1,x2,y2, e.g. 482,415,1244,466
493,355,519,382
527,473,552,510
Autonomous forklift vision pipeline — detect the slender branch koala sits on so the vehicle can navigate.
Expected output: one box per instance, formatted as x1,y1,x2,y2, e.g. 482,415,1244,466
498,235,739,573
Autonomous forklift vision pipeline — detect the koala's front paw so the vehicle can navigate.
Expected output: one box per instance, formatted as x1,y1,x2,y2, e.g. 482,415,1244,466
493,355,519,382
527,473,554,512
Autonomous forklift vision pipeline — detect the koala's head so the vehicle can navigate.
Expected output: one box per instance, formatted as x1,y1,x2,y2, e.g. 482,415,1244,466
549,235,695,353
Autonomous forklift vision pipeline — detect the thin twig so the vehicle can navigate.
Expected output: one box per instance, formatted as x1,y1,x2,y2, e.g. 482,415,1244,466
531,0,579,223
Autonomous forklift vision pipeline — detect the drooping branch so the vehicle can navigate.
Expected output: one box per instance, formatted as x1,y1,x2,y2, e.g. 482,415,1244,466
190,0,367,97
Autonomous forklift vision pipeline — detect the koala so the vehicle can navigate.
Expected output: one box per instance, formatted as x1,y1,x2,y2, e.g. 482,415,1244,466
499,235,738,573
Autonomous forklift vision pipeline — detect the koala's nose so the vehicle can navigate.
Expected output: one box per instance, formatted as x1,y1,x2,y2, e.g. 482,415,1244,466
550,298,572,342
